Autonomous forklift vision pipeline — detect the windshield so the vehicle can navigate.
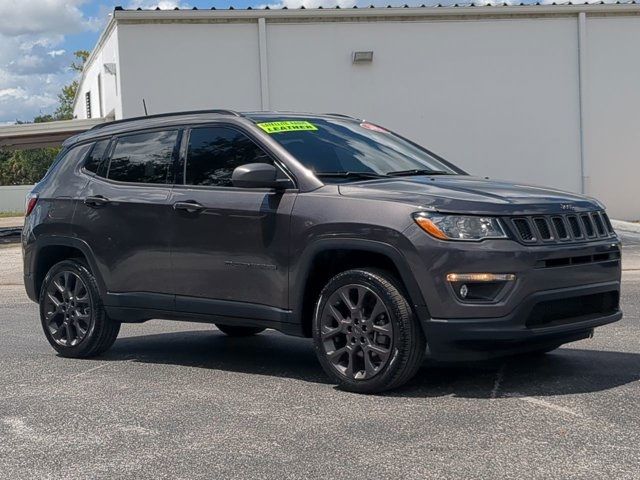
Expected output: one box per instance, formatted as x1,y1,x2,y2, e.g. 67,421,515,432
250,117,462,182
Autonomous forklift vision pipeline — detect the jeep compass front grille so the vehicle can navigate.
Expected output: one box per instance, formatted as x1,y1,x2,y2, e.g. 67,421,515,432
581,214,595,237
508,211,615,244
567,216,583,238
552,217,568,239
512,218,535,241
534,218,552,240
592,213,606,236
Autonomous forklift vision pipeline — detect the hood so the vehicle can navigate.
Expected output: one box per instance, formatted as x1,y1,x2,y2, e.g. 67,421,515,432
338,176,602,216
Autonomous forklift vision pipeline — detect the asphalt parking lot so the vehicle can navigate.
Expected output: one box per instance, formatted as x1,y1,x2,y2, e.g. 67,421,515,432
1,234,639,479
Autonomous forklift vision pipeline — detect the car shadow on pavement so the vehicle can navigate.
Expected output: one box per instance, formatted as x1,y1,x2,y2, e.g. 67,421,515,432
393,348,640,399
101,329,332,385
98,329,640,398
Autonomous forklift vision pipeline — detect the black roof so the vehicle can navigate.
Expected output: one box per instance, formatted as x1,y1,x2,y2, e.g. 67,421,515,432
64,110,358,147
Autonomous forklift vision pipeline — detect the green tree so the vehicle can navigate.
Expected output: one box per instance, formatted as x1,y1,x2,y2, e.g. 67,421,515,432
53,81,79,121
71,50,90,73
0,148,60,186
0,50,90,188
55,51,89,121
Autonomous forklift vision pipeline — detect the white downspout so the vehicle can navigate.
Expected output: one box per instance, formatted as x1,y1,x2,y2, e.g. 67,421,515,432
578,11,589,194
258,18,270,111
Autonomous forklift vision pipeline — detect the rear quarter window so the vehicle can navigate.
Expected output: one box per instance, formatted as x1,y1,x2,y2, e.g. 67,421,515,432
83,139,111,177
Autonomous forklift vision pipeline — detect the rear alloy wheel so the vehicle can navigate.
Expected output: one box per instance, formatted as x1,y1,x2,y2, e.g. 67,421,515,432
215,324,266,337
313,269,426,393
40,259,120,358
43,270,92,347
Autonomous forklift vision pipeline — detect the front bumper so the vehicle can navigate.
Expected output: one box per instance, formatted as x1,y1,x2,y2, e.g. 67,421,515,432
419,281,621,360
403,227,622,359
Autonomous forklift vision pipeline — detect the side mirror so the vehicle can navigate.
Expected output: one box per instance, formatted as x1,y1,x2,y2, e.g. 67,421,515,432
232,163,290,189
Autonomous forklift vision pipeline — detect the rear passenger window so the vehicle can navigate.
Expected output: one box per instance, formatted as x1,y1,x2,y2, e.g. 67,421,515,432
84,139,110,177
185,127,271,187
107,130,179,184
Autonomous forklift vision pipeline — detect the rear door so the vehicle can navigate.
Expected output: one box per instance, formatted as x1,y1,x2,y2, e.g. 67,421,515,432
73,129,181,309
169,125,296,313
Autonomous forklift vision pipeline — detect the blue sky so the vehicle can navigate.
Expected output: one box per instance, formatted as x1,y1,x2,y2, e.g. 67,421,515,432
0,0,285,123
0,0,593,124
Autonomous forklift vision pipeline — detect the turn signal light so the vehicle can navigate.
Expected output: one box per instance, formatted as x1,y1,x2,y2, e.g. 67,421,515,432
414,215,449,240
446,273,516,302
446,273,516,283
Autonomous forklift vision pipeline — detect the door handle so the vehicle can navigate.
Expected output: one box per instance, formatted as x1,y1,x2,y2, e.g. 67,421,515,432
173,201,205,214
84,195,110,207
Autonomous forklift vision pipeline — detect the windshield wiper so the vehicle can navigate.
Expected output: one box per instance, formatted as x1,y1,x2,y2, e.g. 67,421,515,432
386,169,452,177
315,171,389,180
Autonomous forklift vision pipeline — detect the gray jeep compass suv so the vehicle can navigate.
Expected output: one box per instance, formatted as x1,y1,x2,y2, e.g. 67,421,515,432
22,110,622,393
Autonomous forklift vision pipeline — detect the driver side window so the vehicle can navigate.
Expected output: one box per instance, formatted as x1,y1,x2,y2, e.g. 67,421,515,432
185,127,272,187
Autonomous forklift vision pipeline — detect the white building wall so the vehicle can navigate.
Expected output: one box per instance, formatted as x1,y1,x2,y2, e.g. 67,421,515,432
73,26,121,120
266,18,582,194
0,185,33,212
116,23,262,118
74,9,640,219
584,16,640,221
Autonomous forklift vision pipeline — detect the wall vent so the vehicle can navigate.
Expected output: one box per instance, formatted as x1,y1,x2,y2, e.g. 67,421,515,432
352,51,373,64
85,91,92,119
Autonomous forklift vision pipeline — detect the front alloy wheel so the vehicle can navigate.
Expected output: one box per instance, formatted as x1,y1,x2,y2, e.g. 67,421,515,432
320,284,393,380
313,268,426,393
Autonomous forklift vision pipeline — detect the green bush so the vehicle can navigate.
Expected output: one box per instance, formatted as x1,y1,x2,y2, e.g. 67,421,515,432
0,148,60,186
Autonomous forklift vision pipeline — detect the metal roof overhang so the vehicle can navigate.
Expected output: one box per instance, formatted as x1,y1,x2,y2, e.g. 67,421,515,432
113,3,640,22
0,118,108,150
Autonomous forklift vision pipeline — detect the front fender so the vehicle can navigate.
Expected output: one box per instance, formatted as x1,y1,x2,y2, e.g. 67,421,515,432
290,237,428,327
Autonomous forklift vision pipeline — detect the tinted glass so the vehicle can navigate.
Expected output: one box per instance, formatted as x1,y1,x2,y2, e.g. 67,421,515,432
107,130,178,184
185,127,271,187
248,116,459,181
84,139,110,176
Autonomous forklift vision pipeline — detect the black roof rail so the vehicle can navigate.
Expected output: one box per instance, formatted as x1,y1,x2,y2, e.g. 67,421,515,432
89,109,243,131
323,113,358,119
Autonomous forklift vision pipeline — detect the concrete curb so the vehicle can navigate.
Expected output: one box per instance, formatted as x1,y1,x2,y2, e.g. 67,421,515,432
611,219,640,234
0,217,23,229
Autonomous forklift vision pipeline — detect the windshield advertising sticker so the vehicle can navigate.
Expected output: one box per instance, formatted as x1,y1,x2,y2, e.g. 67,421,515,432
257,121,318,133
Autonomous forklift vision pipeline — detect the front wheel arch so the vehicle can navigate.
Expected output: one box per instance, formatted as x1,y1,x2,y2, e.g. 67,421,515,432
293,239,427,338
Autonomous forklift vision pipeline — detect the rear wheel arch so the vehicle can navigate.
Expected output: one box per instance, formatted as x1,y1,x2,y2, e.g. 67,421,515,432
293,239,426,338
32,237,105,299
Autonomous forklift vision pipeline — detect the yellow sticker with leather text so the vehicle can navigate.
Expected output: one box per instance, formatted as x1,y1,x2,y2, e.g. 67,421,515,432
257,121,318,133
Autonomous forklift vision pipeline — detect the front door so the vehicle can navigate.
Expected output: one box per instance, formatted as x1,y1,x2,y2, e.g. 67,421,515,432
169,125,295,313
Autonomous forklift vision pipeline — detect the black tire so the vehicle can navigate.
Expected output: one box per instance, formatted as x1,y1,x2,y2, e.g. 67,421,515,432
215,324,266,337
39,259,120,358
312,268,426,394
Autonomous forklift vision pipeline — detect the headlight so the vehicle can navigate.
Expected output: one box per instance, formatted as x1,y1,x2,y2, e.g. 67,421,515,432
413,213,507,241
